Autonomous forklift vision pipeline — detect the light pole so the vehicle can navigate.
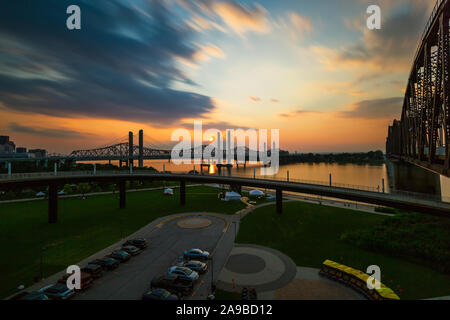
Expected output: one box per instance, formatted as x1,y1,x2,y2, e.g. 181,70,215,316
210,256,215,294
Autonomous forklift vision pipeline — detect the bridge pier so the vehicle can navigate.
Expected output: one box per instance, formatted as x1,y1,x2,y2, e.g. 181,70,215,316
48,183,58,224
276,188,282,214
180,180,186,205
138,129,144,168
129,131,134,168
119,180,126,209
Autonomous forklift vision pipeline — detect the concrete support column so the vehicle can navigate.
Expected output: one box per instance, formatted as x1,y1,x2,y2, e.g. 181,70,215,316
48,184,58,224
180,180,186,206
54,162,57,176
138,129,144,168
119,180,126,209
7,162,11,176
129,131,134,168
94,164,96,175
276,188,282,214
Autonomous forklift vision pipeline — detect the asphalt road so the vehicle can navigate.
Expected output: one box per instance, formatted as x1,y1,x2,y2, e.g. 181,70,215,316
73,213,238,300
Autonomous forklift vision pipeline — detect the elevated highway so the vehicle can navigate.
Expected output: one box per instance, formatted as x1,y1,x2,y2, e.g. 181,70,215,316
0,171,449,224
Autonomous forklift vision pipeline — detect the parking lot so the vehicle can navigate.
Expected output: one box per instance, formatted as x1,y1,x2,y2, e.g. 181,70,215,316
72,213,237,300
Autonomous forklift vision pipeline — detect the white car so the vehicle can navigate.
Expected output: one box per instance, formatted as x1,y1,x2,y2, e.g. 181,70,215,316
168,266,199,281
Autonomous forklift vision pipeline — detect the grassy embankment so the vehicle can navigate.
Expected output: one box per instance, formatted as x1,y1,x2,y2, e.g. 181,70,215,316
233,202,450,300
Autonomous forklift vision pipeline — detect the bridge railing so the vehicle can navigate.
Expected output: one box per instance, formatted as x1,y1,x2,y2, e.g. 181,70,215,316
2,170,449,204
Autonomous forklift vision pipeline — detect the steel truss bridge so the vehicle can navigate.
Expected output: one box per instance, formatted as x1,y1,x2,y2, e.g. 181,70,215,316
68,142,170,162
386,0,450,176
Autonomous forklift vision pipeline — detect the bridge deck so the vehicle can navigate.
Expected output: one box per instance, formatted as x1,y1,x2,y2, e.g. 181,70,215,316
0,171,448,217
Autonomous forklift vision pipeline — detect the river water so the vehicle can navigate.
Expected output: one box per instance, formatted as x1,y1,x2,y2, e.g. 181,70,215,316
137,159,450,201
86,159,450,201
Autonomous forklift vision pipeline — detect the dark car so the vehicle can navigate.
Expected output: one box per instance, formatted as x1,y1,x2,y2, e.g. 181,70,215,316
81,264,103,279
124,238,147,250
108,250,131,262
10,291,49,300
22,291,50,300
181,260,208,274
38,284,75,300
58,272,93,290
121,245,140,256
183,248,210,261
151,274,194,296
89,257,119,270
142,288,178,301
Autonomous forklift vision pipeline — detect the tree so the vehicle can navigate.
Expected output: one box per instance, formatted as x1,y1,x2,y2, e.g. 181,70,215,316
63,184,72,194
77,183,91,196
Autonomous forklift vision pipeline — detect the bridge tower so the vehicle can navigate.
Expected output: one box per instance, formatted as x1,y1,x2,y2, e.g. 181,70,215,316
129,131,133,168
139,129,144,168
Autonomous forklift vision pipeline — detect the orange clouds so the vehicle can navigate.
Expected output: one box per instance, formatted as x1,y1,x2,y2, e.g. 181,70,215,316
249,96,261,102
212,1,270,35
288,12,314,39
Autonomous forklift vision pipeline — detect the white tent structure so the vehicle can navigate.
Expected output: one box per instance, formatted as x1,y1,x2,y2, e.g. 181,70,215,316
36,191,45,197
249,190,265,197
224,192,242,202
164,188,174,196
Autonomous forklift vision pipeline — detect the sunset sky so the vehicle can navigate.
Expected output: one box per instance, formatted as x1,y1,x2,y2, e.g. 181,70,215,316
0,0,436,154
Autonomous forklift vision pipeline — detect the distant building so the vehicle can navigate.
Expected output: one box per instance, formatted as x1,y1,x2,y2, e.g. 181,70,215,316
0,136,15,153
16,147,27,153
29,149,47,158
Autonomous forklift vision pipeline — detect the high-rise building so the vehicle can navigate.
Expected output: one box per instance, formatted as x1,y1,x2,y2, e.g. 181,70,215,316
0,136,15,153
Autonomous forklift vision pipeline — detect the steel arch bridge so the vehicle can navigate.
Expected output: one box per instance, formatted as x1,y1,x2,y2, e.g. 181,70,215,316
386,0,450,176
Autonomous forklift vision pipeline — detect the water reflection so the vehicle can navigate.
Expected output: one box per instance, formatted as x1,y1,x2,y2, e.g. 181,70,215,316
86,159,450,200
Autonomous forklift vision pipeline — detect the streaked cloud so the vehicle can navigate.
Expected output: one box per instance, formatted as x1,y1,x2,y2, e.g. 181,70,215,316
278,109,323,118
313,1,433,72
338,97,403,119
0,0,216,125
8,122,95,139
211,1,270,35
249,96,262,102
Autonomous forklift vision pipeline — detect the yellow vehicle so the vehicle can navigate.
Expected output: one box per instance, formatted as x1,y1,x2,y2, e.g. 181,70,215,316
319,260,400,300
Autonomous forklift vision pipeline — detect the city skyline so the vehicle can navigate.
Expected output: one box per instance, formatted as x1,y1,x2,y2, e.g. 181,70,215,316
0,0,436,154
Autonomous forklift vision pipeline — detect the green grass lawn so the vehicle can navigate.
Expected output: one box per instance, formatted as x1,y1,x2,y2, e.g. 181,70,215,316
0,186,245,298
236,201,450,300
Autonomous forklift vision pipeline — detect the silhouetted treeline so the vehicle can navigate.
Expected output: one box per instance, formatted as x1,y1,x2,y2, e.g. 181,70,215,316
0,162,158,174
280,150,385,165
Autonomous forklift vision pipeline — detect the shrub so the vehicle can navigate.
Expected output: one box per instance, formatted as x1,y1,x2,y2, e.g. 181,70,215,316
342,213,450,274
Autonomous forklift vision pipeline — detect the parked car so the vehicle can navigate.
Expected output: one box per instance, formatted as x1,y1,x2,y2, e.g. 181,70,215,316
38,284,75,300
142,288,179,301
121,245,140,256
58,272,93,290
89,257,120,270
168,266,199,281
183,249,210,261
108,250,131,262
21,291,50,300
10,291,49,300
180,260,208,274
123,238,147,250
81,264,103,279
151,274,194,296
